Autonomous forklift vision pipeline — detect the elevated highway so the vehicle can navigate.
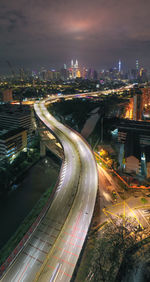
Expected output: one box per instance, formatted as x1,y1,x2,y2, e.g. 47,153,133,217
2,98,98,281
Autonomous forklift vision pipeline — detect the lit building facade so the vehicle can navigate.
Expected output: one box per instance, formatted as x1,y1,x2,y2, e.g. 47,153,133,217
133,91,143,120
69,60,80,79
0,128,27,158
45,70,61,81
118,60,121,73
141,86,150,108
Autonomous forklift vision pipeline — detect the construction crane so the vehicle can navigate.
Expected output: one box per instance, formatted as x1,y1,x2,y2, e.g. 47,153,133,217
6,60,23,106
6,60,16,79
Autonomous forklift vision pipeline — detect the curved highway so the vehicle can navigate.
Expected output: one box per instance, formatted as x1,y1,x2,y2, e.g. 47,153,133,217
1,98,98,282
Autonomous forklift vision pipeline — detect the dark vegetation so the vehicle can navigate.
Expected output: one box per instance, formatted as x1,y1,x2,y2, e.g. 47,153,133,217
48,94,128,147
49,98,100,131
0,183,55,266
116,237,150,282
76,217,145,282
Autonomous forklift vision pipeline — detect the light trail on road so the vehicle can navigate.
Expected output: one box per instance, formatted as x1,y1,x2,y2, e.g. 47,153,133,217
1,98,98,282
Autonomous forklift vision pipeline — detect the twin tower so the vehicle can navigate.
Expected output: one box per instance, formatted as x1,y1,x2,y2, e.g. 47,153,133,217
70,60,80,78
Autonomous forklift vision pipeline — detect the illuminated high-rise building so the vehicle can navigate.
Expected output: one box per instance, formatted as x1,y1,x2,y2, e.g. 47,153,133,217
75,59,78,68
71,60,74,68
118,60,121,72
136,59,139,71
81,67,88,79
70,59,79,79
76,70,81,78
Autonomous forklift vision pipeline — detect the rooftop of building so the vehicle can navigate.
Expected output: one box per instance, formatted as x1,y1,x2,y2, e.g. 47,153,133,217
125,131,141,160
0,104,31,116
0,127,26,140
0,87,12,92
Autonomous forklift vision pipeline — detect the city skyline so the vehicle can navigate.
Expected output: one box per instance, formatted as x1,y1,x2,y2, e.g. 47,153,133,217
1,0,150,73
0,0,150,279
0,58,148,77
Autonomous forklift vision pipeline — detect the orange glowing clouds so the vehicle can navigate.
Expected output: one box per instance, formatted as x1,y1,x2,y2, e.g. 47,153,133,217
61,16,94,35
1,0,150,70
67,20,91,33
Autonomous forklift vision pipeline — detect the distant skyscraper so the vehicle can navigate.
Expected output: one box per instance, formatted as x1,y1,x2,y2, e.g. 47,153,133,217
136,59,139,71
71,60,74,68
70,59,79,79
75,59,78,68
118,60,121,72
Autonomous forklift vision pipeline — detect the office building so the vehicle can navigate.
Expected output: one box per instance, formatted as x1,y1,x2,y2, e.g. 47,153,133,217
45,70,61,81
60,67,69,80
69,60,79,79
0,104,32,137
136,59,139,72
0,127,27,158
118,60,121,73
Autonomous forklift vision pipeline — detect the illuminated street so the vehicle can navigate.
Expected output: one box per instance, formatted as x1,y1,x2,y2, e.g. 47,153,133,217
96,163,150,232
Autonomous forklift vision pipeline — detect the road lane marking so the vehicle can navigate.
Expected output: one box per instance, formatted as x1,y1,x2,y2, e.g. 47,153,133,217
37,229,50,236
28,243,48,254
37,228,57,240
59,269,65,281
61,239,82,248
70,226,87,234
12,270,20,282
17,259,31,282
23,251,43,264
47,265,72,278
49,263,62,282
72,211,82,234
53,255,75,267
137,209,150,227
56,247,78,257
63,231,85,240
60,248,65,257
33,235,52,246
125,202,144,229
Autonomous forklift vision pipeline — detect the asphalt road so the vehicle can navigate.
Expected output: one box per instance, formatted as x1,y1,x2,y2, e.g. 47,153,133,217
2,99,98,281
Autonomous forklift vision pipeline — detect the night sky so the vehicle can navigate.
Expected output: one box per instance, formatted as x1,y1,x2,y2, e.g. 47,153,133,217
0,0,150,72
